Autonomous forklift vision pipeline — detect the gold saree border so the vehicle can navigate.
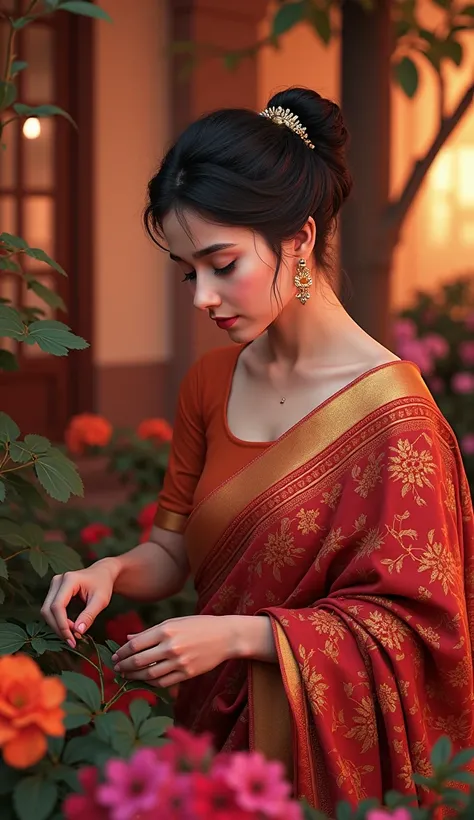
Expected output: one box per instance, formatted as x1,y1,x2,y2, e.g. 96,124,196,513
154,506,187,534
250,620,316,803
186,361,433,575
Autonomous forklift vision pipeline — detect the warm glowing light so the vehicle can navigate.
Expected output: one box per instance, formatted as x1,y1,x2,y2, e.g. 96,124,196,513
430,151,454,192
458,148,474,206
460,222,474,245
22,117,41,139
430,200,451,244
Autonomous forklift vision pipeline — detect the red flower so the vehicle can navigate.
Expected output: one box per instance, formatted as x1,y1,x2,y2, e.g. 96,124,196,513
190,771,255,820
137,418,173,444
137,501,158,530
65,414,112,455
159,726,214,771
105,612,146,647
63,767,108,820
80,523,113,546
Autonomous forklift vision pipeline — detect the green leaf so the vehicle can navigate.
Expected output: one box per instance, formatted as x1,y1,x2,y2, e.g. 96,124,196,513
0,256,21,272
59,1,113,22
61,671,101,711
29,548,50,577
96,643,115,670
0,350,19,372
335,801,353,820
0,557,8,580
431,735,452,767
393,56,419,98
30,637,50,655
34,448,84,502
3,473,47,511
0,232,28,250
25,319,89,356
105,639,120,654
95,712,136,755
0,519,28,547
11,61,28,77
47,735,65,759
63,733,111,765
0,412,20,445
48,764,79,791
0,305,25,341
10,433,51,464
460,3,474,14
450,746,474,769
138,715,172,745
25,277,66,312
432,0,449,6
129,698,152,729
0,412,20,444
40,541,83,573
63,701,93,729
0,763,21,796
0,481,5,502
0,623,28,655
272,1,305,37
0,81,17,110
13,776,58,820
13,103,76,129
23,247,66,276
307,6,331,44
20,522,45,546
11,17,35,30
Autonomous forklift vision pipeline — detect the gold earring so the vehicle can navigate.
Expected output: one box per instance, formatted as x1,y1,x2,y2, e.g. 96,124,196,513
294,258,312,305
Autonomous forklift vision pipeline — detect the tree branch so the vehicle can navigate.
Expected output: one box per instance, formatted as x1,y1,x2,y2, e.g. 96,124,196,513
385,79,474,237
437,67,446,129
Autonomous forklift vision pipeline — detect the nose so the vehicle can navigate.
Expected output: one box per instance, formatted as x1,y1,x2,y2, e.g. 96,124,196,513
192,275,221,312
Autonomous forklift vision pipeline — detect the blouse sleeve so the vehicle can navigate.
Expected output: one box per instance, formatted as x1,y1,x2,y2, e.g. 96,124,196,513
154,358,207,533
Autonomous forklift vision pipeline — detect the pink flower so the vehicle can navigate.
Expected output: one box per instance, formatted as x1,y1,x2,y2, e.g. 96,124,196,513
452,372,474,394
160,726,214,771
423,333,448,359
367,809,411,820
190,771,248,820
97,749,168,820
393,318,417,342
218,751,291,817
153,773,194,819
460,340,474,366
397,338,434,375
461,434,474,456
63,767,108,820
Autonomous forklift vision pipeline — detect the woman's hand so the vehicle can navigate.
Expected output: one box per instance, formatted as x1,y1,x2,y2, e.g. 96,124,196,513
111,614,247,688
41,558,120,647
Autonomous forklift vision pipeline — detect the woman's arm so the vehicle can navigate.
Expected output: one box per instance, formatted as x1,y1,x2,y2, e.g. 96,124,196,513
229,615,278,663
110,525,189,602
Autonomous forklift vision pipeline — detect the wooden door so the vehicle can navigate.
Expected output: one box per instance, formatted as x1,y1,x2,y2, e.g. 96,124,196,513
0,1,93,442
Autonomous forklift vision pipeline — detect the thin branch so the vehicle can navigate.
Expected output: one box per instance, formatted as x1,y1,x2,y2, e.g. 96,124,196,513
437,67,446,129
385,79,474,235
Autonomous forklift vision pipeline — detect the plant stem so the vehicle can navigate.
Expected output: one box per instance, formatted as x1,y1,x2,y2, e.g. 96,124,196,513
1,460,35,474
66,646,101,674
88,635,105,703
103,681,129,711
5,548,29,561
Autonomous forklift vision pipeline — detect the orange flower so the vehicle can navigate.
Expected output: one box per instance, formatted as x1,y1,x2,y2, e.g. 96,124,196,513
65,414,113,455
0,654,66,768
137,418,173,444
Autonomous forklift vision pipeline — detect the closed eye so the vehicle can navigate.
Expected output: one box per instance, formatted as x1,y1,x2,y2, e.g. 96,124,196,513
181,260,236,283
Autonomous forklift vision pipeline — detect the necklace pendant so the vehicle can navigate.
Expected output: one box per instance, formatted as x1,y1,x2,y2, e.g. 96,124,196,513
280,397,286,404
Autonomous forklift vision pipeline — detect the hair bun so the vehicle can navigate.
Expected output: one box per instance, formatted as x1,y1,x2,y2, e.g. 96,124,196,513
266,87,352,208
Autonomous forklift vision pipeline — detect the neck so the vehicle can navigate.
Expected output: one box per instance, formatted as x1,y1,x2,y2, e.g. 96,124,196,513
265,275,364,370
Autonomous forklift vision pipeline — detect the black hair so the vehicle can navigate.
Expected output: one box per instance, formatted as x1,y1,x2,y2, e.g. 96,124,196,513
144,87,352,301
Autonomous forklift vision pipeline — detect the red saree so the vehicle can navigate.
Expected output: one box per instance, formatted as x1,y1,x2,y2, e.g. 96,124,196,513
174,361,474,814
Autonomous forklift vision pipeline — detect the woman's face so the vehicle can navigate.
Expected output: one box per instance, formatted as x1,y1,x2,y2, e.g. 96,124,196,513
162,209,298,343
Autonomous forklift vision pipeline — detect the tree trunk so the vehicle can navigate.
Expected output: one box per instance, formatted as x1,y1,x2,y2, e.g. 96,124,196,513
340,0,395,346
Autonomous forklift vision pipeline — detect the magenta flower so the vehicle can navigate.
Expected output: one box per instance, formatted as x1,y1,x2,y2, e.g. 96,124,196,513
428,376,444,395
398,338,434,375
218,751,291,817
465,312,474,331
367,809,411,820
393,318,416,343
452,372,474,394
97,749,168,820
461,434,474,456
460,340,474,366
423,333,448,359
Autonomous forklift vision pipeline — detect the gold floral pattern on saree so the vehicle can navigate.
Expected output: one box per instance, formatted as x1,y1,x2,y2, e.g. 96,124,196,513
387,436,436,505
352,452,385,498
378,683,399,714
322,483,342,510
363,610,410,653
314,526,345,573
252,517,306,582
296,507,321,535
299,645,329,715
418,529,458,595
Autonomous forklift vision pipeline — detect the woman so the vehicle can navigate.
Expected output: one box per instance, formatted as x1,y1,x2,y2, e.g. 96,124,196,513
42,87,474,813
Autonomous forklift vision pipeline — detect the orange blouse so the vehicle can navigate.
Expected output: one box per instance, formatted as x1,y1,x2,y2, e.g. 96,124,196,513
155,345,271,532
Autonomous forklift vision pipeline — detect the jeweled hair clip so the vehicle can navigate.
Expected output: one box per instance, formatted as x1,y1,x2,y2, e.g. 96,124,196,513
259,106,315,150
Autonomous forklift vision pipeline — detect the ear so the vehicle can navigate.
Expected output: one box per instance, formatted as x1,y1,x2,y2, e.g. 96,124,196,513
294,217,316,259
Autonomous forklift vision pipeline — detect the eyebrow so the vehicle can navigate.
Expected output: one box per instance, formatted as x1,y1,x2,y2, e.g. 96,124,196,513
169,243,237,263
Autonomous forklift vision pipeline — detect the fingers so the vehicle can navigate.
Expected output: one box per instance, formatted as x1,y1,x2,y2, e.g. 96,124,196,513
40,574,77,647
116,658,178,686
111,627,162,663
73,592,107,637
113,645,167,674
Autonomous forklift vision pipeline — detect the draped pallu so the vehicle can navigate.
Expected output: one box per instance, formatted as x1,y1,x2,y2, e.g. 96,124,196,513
174,362,474,814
